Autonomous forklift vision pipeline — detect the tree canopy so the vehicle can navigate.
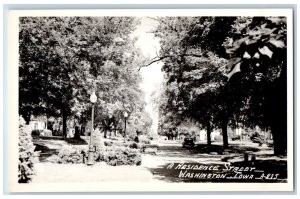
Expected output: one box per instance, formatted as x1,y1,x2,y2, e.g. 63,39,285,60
152,16,287,154
19,17,152,138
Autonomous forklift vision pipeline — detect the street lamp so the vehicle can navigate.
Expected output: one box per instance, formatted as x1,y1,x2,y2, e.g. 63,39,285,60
87,92,97,166
123,111,128,138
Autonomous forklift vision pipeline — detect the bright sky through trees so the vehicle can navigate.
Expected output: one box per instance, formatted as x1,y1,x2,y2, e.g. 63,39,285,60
132,17,164,135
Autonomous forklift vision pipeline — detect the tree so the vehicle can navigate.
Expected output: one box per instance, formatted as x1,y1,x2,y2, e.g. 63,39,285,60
152,17,234,147
224,17,287,155
19,17,151,140
153,16,288,153
19,17,92,138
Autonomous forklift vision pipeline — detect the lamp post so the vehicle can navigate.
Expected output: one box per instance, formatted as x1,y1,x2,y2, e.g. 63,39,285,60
87,92,97,166
123,111,128,138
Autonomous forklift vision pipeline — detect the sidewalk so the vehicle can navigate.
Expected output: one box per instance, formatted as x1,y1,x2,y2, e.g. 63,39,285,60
32,161,158,183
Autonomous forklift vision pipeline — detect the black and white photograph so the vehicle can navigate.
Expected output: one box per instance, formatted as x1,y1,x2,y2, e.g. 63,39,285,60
7,9,294,192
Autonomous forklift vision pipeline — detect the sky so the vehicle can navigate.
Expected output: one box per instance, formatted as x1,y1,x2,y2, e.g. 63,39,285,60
131,17,164,135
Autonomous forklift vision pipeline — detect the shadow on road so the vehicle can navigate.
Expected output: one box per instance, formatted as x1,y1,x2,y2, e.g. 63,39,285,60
193,144,261,154
65,138,88,145
34,144,59,162
156,143,264,159
33,136,64,140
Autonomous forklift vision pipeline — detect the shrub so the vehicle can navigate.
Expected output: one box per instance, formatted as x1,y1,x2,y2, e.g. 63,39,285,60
128,142,140,149
52,135,142,166
250,132,264,146
40,129,52,136
134,136,139,143
93,128,105,161
128,132,137,140
31,130,40,136
113,141,126,147
267,140,274,147
19,116,37,183
214,135,223,142
57,146,85,164
128,142,147,152
231,135,241,141
138,135,151,144
47,155,61,163
143,147,158,155
52,130,63,136
104,140,113,147
103,146,142,166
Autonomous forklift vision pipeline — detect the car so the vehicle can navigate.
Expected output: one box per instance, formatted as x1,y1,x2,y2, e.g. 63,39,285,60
231,135,241,141
182,138,195,148
250,132,264,146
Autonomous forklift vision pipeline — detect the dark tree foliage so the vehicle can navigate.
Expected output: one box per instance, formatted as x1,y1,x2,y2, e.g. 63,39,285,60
19,17,152,139
153,17,234,148
153,16,287,153
225,17,287,155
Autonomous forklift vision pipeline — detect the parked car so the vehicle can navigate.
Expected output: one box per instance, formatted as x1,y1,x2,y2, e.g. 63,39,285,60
231,135,241,141
182,138,195,148
31,129,53,137
250,132,264,146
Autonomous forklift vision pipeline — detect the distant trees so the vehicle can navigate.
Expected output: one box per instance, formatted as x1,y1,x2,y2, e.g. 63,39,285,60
153,16,287,155
19,17,152,139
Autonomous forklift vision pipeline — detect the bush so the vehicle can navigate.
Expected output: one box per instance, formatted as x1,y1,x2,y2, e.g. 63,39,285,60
214,135,223,142
129,142,139,149
128,142,145,149
19,116,37,183
113,141,126,147
47,155,61,163
250,132,264,146
40,129,53,136
128,132,137,140
138,135,151,144
231,135,241,141
31,129,40,136
103,146,142,166
104,140,113,147
57,146,85,164
267,140,274,147
134,136,139,143
52,129,63,136
51,134,142,166
93,128,105,161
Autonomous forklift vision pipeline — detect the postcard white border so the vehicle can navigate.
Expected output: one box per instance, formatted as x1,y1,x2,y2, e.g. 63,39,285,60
7,8,294,192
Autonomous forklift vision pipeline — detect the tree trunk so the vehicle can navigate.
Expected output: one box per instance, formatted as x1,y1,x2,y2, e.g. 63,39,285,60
271,116,287,155
73,117,81,140
62,109,67,139
207,121,212,146
45,115,48,129
269,66,287,156
74,126,81,140
24,113,31,125
221,118,229,149
271,97,287,155
81,124,85,136
104,129,107,138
